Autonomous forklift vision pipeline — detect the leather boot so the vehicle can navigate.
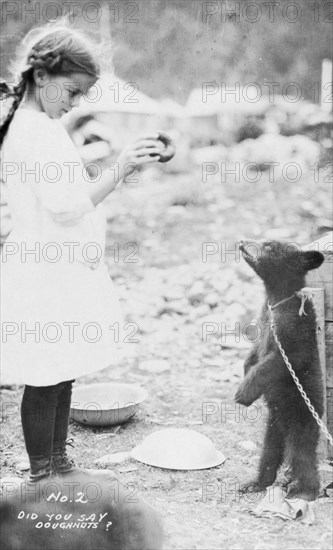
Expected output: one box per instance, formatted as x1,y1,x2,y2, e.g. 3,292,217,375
27,455,52,483
51,438,78,475
52,439,102,477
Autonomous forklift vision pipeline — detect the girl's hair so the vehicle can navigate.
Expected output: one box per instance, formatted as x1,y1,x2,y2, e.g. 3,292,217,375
0,24,101,147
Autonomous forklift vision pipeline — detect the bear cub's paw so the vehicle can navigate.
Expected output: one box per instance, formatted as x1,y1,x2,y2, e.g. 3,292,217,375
234,382,258,406
285,479,319,501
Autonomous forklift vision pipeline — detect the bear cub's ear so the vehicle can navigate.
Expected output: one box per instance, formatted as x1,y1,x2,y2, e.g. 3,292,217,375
301,251,325,271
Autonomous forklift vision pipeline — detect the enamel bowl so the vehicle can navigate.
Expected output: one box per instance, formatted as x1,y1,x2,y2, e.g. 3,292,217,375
70,383,148,426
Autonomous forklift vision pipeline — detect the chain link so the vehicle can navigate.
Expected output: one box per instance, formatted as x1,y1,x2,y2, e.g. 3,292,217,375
268,306,333,448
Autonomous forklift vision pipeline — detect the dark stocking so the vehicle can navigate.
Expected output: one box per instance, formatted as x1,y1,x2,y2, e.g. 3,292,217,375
21,380,74,457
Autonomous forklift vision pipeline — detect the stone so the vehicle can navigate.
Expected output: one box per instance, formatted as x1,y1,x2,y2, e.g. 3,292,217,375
16,461,30,472
204,292,220,307
138,360,171,374
239,440,257,452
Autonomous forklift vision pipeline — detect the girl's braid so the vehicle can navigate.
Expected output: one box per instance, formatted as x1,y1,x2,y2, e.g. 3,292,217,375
0,40,64,148
0,76,27,148
27,46,64,74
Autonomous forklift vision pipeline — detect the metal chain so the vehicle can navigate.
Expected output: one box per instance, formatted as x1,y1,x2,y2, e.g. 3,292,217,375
268,306,333,448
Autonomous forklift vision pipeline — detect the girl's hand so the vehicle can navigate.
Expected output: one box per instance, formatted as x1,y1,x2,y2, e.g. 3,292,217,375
116,134,164,180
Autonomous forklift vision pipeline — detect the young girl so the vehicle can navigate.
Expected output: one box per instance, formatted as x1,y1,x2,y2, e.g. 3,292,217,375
0,24,163,483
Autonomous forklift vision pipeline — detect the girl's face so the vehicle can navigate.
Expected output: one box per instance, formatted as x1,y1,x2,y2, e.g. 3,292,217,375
34,71,96,119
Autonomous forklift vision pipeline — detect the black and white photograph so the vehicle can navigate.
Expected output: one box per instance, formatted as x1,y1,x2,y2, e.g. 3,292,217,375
0,1,332,548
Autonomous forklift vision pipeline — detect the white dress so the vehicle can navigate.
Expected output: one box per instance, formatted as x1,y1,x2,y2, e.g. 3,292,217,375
0,108,124,386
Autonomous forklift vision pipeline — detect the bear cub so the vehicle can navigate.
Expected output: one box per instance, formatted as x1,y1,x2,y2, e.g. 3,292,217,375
235,240,325,500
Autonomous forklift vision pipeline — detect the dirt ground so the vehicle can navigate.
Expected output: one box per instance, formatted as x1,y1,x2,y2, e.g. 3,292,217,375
1,161,333,549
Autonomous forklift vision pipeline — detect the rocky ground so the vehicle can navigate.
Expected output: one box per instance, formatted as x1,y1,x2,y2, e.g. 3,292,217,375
1,158,332,549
